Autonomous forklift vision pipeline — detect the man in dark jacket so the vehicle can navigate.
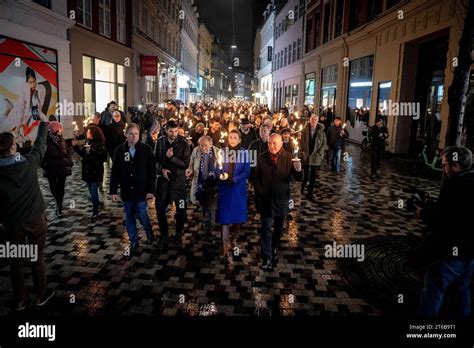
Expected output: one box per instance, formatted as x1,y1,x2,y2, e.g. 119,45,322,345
0,122,55,310
412,146,474,317
154,119,191,244
255,133,302,270
240,118,257,149
326,117,349,174
110,123,156,251
369,118,389,178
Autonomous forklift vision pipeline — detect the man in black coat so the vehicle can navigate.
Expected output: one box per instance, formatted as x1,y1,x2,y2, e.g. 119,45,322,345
411,146,474,317
239,118,257,149
369,117,389,178
255,133,302,270
110,123,156,251
154,119,191,244
0,122,55,310
326,117,349,174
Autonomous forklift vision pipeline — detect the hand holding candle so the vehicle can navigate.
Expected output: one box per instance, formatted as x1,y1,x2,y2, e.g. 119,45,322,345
217,150,228,180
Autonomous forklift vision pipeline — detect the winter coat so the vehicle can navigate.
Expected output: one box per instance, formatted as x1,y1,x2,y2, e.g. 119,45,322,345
41,133,73,178
154,135,191,201
326,124,349,151
0,122,48,224
369,125,389,151
299,123,327,166
187,145,220,204
109,141,156,202
106,121,126,157
73,140,107,183
216,147,251,224
240,128,258,149
255,150,302,217
409,168,474,267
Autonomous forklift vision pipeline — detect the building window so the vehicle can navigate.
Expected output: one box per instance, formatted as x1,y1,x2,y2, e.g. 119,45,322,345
285,85,291,105
320,64,338,117
322,0,331,44
33,0,51,8
376,81,391,125
347,55,374,140
292,41,297,63
116,0,126,44
292,84,298,106
334,0,344,38
314,7,321,48
284,47,288,66
305,72,315,106
349,0,364,31
145,76,157,103
99,0,111,37
299,0,305,19
386,0,401,9
77,0,92,29
83,55,126,113
297,38,302,60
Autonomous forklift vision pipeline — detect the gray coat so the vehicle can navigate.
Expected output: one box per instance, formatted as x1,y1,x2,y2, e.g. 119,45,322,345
299,123,326,166
187,145,220,204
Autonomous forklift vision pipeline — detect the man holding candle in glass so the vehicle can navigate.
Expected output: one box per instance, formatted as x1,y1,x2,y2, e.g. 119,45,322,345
255,133,302,270
326,117,349,174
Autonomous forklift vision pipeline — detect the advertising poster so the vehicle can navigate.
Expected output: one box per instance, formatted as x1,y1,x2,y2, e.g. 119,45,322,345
0,35,59,147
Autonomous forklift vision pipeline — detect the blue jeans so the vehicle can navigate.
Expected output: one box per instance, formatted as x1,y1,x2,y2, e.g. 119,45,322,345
260,215,285,261
417,258,474,317
123,201,154,247
87,182,100,213
330,149,342,173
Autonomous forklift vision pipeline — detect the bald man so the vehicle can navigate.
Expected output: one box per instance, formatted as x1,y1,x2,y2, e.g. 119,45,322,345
254,133,302,270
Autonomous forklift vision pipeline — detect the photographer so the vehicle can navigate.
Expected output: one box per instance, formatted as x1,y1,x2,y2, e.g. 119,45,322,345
410,146,474,317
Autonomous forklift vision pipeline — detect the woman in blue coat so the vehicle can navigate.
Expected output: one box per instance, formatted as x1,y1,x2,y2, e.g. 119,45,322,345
216,130,250,262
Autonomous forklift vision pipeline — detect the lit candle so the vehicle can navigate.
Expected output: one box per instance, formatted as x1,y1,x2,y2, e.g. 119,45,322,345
295,111,299,119
217,149,228,180
72,121,78,132
292,138,300,162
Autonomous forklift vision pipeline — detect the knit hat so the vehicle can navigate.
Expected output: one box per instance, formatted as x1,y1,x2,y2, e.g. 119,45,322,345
48,121,63,134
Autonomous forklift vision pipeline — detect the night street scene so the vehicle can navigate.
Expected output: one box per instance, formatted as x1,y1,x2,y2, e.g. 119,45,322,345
0,0,474,345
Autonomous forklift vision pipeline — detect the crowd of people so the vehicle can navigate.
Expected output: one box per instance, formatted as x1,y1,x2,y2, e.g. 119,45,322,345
0,98,473,318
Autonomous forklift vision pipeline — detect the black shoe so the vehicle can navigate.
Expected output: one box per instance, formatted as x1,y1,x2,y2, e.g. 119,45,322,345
36,288,55,307
261,260,273,271
15,297,31,311
286,213,293,221
158,236,169,246
272,253,279,263
306,193,316,202
371,173,377,179
91,211,99,219
55,207,62,218
146,235,155,245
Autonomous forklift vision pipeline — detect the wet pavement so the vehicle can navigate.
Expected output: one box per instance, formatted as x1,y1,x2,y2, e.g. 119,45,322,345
0,143,442,316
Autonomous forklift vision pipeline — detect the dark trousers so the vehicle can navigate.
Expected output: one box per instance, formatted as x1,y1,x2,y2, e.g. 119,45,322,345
5,214,47,303
47,176,66,207
87,182,100,213
301,165,319,194
260,215,285,261
371,146,384,174
155,197,187,238
199,196,217,233
417,258,474,317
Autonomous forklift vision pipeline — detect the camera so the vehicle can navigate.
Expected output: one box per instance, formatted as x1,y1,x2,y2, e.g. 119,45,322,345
405,189,436,211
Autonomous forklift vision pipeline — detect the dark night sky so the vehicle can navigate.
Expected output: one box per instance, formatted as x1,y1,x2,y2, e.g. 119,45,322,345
196,0,271,71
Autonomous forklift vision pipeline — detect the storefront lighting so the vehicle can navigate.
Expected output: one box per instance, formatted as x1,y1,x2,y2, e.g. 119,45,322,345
379,82,392,89
350,81,372,87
